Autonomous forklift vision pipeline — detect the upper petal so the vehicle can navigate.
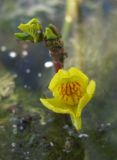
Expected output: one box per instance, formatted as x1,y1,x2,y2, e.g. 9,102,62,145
40,98,76,116
69,67,89,89
77,80,96,117
49,67,89,95
49,69,68,91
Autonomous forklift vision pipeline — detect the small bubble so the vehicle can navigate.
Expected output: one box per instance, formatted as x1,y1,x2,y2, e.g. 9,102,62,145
1,45,7,52
98,122,112,132
13,74,18,78
63,125,69,129
9,51,17,58
24,151,30,155
44,61,53,68
22,50,28,56
11,142,16,147
24,84,28,88
25,69,31,74
78,133,89,138
12,124,17,128
106,122,111,126
37,73,42,77
41,121,46,125
19,126,24,131
24,85,31,90
100,123,105,127
50,142,54,147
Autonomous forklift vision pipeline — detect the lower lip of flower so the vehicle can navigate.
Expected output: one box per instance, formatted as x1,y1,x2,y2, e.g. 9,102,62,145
58,81,83,105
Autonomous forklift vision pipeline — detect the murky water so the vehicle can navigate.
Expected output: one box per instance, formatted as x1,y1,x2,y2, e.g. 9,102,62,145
0,0,117,160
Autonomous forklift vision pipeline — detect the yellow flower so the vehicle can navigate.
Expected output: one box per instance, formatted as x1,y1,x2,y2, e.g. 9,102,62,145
40,67,96,131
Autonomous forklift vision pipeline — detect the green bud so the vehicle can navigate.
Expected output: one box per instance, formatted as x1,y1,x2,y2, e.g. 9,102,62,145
48,24,61,38
44,24,61,40
16,18,43,43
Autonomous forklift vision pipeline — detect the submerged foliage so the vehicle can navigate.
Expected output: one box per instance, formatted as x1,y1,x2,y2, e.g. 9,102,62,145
15,18,61,43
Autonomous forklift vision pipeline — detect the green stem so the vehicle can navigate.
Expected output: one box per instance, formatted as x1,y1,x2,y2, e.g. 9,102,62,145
62,0,81,42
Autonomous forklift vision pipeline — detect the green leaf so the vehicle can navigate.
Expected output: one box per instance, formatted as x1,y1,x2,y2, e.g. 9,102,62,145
14,32,33,41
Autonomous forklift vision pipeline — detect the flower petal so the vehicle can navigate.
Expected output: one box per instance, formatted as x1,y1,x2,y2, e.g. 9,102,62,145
70,115,82,131
69,67,89,89
77,80,96,117
49,67,89,94
40,98,76,116
49,69,68,91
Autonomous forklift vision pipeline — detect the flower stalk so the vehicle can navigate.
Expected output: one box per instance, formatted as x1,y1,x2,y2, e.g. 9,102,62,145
44,38,67,72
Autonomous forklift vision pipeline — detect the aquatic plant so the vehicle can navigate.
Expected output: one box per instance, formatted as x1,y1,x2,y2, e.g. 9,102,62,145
15,18,96,131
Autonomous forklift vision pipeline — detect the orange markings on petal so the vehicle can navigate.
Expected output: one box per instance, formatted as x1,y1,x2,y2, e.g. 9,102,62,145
58,81,84,105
